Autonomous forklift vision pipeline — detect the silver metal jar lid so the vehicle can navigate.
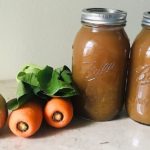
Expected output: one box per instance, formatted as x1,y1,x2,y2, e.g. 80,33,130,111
81,8,127,26
142,11,150,26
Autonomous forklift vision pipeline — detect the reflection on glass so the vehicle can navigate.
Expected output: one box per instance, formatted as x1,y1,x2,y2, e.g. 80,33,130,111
146,47,150,57
83,41,94,56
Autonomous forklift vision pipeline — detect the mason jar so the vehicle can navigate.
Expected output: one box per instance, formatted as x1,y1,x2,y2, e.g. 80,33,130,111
126,12,150,125
72,8,130,121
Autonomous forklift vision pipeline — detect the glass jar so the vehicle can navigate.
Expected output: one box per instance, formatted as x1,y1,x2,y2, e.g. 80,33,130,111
126,12,150,125
72,8,130,121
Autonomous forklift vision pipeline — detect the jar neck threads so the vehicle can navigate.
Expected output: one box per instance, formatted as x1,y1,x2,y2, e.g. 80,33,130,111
142,11,150,26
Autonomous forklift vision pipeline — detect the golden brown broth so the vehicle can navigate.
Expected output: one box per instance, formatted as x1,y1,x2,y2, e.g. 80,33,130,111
72,25,130,121
126,27,150,125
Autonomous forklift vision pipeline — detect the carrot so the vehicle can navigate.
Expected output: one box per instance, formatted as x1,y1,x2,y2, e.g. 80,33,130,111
44,98,73,128
8,101,43,138
0,94,8,128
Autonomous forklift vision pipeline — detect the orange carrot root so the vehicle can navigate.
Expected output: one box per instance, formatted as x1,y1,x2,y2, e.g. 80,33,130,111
8,101,43,138
44,98,73,128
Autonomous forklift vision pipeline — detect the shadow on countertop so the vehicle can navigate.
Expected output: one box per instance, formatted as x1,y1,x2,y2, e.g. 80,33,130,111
0,125,14,138
116,107,129,120
33,108,129,139
32,117,94,139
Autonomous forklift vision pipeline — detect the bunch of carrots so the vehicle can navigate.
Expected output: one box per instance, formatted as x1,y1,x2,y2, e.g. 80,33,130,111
9,97,73,138
0,65,78,138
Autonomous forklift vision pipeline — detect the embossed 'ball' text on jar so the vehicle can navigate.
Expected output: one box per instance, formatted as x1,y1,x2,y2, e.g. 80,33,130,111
126,12,150,125
72,8,130,121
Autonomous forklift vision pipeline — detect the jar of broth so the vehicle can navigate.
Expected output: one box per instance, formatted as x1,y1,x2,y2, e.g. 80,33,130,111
72,8,130,121
126,12,150,125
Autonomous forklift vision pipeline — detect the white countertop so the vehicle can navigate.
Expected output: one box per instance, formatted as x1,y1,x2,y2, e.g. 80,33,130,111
0,80,150,150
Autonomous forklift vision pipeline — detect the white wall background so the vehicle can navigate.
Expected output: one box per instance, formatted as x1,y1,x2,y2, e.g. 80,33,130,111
0,0,149,80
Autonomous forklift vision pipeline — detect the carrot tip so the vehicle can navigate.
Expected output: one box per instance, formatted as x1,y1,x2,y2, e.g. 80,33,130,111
52,111,64,122
17,121,29,132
